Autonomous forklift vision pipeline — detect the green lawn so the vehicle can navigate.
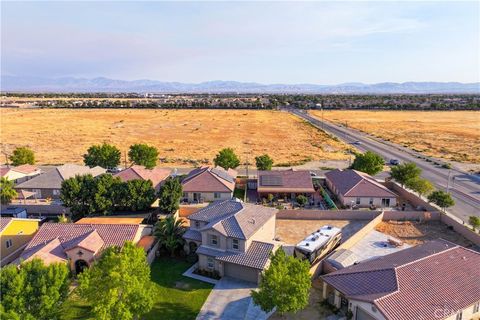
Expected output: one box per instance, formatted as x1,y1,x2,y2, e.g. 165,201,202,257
61,258,213,320
234,188,246,200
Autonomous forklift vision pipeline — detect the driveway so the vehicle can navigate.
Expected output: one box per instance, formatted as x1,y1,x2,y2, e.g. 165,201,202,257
196,277,267,320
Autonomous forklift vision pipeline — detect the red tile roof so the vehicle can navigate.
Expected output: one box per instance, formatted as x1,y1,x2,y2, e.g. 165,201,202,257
114,166,171,190
12,164,40,174
257,169,314,193
322,240,480,320
0,217,13,232
325,169,396,198
182,167,236,193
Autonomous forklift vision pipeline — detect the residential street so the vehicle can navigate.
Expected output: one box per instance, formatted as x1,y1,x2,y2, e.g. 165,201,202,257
288,108,480,222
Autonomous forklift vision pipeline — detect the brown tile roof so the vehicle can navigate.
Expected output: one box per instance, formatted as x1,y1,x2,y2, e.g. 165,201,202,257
322,240,480,320
182,166,236,193
257,170,314,193
137,235,157,252
216,241,274,270
11,164,40,175
75,217,144,225
114,166,171,189
325,169,396,198
0,217,13,232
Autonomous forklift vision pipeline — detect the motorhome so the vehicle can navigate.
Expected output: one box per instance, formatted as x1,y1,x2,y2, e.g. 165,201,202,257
294,226,342,264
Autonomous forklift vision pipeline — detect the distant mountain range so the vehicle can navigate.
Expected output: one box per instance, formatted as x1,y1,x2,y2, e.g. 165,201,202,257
2,75,479,94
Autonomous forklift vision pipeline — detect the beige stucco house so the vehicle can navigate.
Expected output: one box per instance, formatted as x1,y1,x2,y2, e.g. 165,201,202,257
181,167,237,203
183,199,278,283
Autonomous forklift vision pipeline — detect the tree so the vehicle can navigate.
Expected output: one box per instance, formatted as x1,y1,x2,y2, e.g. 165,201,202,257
60,174,105,219
83,143,121,169
9,147,35,166
0,177,18,205
255,154,274,171
351,151,384,175
468,216,480,231
405,177,434,198
0,259,70,320
296,195,308,207
78,242,153,320
154,216,185,257
157,177,183,214
252,249,311,314
390,162,422,187
428,190,455,212
115,179,156,212
128,144,159,169
213,148,240,170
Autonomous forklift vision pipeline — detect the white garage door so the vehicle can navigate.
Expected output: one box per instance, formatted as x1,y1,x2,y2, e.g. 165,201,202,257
224,263,259,283
356,307,376,320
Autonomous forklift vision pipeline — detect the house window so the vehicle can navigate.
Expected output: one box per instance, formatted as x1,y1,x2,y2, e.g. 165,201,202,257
207,257,214,269
369,198,374,205
53,189,61,196
214,192,221,199
210,234,218,246
474,303,480,313
195,221,200,228
356,197,361,205
5,239,13,249
232,239,239,250
456,312,462,320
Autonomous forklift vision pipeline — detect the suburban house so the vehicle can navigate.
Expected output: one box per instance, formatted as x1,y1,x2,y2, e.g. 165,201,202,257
183,199,277,283
1,164,41,184
181,166,237,203
114,165,171,191
321,240,480,320
257,169,315,200
16,222,153,273
0,217,40,266
15,164,106,200
325,169,397,208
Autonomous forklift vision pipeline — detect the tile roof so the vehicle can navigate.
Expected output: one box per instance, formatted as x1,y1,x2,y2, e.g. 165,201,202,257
257,170,314,193
188,200,277,240
183,229,202,241
0,217,13,232
182,166,236,193
322,240,480,320
114,166,171,189
216,241,274,270
16,164,106,189
137,236,157,252
325,169,396,198
75,217,144,225
11,164,40,175
20,223,139,263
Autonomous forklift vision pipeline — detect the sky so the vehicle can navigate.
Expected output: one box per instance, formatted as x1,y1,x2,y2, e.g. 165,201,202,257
1,1,479,84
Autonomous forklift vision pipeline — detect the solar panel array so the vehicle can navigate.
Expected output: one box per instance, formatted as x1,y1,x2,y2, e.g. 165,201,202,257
260,175,283,186
211,167,235,183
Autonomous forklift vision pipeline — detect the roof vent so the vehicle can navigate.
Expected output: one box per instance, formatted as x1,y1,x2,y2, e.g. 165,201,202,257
249,218,256,224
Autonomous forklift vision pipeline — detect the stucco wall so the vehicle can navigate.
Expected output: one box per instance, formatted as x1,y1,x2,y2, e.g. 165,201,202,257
184,191,232,202
0,219,40,266
441,214,480,247
277,210,382,220
383,181,438,211
342,196,397,208
11,203,68,216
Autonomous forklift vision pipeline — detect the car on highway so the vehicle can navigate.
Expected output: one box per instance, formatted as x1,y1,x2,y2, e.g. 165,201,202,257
389,159,400,165
352,141,362,145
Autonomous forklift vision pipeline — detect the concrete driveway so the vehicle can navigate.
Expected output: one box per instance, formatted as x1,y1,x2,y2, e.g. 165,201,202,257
196,277,268,320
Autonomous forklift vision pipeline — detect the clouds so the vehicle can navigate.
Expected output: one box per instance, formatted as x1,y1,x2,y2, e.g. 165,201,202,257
1,1,478,83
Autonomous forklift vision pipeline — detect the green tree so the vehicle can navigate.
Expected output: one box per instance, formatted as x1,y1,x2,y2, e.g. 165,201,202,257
60,174,106,219
405,177,434,198
115,179,156,212
83,143,121,169
213,148,240,170
252,249,311,314
351,151,384,175
428,190,455,212
157,177,183,214
128,144,159,169
255,154,274,171
390,162,422,187
9,147,35,166
0,177,18,205
296,195,308,207
0,259,70,320
154,216,185,257
77,242,153,320
469,216,480,231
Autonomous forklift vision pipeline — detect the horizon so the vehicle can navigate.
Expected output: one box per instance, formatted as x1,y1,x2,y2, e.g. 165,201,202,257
2,1,479,84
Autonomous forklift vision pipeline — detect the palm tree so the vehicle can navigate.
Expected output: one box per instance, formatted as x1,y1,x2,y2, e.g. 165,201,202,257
154,216,185,257
0,177,18,205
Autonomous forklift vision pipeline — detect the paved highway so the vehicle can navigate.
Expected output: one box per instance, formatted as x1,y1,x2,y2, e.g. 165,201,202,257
288,108,480,222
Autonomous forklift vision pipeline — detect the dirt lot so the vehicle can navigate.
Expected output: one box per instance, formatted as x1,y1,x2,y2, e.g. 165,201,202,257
376,220,475,248
310,110,480,165
0,108,349,166
275,219,368,245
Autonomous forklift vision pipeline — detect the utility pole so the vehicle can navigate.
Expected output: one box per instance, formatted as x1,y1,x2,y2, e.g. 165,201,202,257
446,170,452,193
244,151,249,202
124,150,128,169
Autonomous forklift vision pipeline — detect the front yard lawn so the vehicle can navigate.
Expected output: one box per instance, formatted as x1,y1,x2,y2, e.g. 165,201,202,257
61,258,213,320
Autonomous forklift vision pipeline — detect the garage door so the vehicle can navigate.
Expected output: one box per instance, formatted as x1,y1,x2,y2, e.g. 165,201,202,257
224,263,259,283
356,307,376,320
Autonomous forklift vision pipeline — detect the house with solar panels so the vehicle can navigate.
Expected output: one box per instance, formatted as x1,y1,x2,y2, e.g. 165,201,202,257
256,169,315,201
181,166,237,203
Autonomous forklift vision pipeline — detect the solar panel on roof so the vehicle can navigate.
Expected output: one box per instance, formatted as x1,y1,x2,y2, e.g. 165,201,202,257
260,175,283,186
211,168,234,182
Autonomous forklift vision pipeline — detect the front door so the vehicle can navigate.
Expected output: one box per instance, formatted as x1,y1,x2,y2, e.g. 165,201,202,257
193,193,201,202
382,198,391,207
75,259,89,274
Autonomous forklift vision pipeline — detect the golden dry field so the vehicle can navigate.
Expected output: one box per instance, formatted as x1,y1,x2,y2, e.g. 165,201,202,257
0,108,349,166
310,110,480,164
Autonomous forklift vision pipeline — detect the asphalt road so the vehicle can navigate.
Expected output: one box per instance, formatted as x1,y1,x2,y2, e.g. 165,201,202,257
288,108,480,221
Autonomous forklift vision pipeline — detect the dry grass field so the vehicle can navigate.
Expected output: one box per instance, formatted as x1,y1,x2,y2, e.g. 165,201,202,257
0,108,349,166
310,110,480,164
